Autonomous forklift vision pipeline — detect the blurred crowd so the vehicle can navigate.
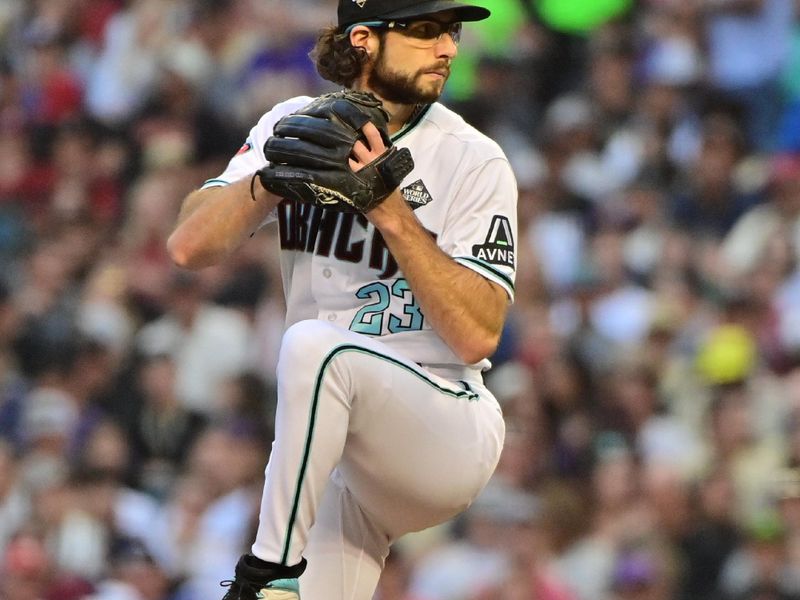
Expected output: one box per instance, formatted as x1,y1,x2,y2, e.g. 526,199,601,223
1,0,800,599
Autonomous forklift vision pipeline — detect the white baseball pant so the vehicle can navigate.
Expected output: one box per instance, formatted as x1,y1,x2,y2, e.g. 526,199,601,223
251,319,505,600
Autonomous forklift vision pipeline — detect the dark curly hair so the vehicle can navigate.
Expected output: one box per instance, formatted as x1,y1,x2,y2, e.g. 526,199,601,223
309,25,385,88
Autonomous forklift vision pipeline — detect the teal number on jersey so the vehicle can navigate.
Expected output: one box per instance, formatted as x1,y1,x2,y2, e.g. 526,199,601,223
388,279,423,333
350,279,424,335
350,282,391,335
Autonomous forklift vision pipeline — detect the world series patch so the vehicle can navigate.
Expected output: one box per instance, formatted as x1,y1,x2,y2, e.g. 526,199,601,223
472,215,514,268
401,179,433,209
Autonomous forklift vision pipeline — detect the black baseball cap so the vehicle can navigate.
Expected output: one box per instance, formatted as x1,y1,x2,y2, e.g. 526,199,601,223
338,0,491,27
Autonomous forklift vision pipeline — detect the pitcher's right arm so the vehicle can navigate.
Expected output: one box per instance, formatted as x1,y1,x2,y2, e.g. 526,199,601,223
167,175,279,270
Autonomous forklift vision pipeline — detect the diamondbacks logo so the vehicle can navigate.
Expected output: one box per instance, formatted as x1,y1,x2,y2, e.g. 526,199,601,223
401,179,432,209
472,215,515,268
236,140,253,155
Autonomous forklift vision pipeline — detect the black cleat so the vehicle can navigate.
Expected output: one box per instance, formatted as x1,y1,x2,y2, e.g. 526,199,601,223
220,554,306,600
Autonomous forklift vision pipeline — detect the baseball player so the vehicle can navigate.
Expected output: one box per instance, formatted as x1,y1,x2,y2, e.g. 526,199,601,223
167,1,518,598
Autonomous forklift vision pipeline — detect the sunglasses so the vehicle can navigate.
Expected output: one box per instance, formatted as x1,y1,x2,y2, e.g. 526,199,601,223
348,19,463,46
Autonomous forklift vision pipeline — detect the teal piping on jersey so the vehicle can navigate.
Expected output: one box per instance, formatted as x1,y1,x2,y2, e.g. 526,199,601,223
391,103,432,143
280,343,479,564
202,178,230,188
459,379,475,395
455,256,515,297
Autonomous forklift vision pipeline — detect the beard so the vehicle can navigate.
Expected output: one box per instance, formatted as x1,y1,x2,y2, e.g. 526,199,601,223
366,45,447,105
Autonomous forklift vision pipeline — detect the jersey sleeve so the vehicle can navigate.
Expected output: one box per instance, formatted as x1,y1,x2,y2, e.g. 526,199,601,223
439,157,518,301
200,116,270,190
200,96,315,190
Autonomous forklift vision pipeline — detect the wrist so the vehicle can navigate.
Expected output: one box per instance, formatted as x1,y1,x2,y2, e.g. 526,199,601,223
250,170,279,204
365,190,412,236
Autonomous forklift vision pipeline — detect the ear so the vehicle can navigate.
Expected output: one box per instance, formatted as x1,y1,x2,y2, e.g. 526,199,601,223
349,25,378,56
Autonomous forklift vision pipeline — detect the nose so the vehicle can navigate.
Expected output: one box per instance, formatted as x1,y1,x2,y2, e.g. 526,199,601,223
435,33,458,58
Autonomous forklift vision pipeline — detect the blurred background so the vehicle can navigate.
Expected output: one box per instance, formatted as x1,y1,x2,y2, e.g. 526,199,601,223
1,0,800,599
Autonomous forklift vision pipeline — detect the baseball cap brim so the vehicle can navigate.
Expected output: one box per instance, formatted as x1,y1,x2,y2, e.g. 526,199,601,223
343,1,490,26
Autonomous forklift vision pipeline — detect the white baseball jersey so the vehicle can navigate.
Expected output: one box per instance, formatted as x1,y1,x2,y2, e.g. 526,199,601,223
203,95,518,373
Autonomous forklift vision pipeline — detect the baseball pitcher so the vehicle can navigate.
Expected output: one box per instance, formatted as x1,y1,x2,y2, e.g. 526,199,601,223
167,0,518,598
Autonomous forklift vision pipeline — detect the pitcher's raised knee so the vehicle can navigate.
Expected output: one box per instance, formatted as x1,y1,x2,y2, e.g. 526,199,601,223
278,319,354,371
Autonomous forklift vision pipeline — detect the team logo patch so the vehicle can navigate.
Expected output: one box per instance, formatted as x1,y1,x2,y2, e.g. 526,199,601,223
401,179,433,209
472,215,515,268
236,140,253,155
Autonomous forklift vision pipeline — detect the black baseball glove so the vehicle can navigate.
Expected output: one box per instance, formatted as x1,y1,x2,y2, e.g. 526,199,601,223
257,90,414,213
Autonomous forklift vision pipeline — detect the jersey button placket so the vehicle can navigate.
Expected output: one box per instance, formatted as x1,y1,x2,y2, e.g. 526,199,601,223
322,268,332,279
